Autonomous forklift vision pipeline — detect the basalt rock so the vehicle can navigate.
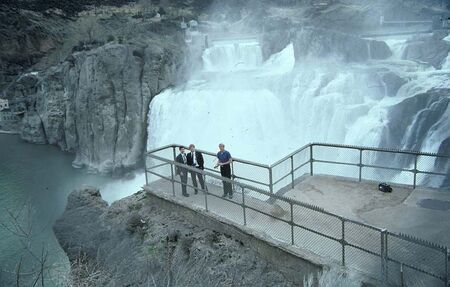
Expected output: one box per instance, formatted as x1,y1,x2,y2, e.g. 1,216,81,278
53,188,299,287
292,27,391,63
16,41,184,174
402,33,450,69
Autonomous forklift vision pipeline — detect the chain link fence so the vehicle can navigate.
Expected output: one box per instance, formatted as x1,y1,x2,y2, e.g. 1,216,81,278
146,144,450,287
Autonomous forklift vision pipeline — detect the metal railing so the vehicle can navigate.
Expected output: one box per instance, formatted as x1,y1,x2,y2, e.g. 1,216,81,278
145,143,450,286
145,144,273,192
146,145,449,286
270,143,449,194
145,143,449,195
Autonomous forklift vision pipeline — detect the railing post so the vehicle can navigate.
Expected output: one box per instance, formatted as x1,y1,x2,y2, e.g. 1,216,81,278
204,174,209,212
341,218,345,266
358,149,363,182
232,161,236,194
290,156,295,189
144,155,148,185
445,247,448,287
309,145,314,176
242,187,247,226
171,147,176,197
413,154,418,189
269,167,273,194
290,202,294,245
381,229,388,285
400,263,404,287
170,162,175,197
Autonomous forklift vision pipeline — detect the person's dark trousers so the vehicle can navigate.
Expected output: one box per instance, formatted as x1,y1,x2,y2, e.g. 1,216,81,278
220,164,232,196
191,168,205,194
180,173,188,195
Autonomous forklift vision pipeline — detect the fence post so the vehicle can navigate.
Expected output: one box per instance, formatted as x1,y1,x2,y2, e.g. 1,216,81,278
381,229,388,285
309,145,314,176
358,149,363,182
413,154,418,189
290,156,295,189
341,218,345,266
290,202,294,245
269,167,274,194
242,187,247,226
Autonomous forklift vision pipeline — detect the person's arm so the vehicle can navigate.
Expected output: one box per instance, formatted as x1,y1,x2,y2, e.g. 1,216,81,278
214,153,220,168
198,152,204,169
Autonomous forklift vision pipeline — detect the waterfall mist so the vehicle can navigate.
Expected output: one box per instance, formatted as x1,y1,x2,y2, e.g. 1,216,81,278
146,31,449,187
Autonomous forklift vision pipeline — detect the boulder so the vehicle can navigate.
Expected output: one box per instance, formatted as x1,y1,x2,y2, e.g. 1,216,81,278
369,40,392,60
402,33,450,69
380,71,407,97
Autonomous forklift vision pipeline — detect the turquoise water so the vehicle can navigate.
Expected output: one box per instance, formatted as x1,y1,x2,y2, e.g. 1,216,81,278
0,134,142,286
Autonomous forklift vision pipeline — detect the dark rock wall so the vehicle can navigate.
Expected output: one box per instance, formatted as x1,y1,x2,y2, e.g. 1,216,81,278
54,188,313,286
16,41,185,173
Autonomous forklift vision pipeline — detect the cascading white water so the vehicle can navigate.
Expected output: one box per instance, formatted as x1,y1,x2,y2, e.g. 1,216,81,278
147,34,450,187
202,39,264,72
147,39,296,163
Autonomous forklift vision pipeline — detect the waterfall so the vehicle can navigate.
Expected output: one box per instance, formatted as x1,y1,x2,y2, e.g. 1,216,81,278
442,53,450,70
202,39,263,72
147,40,296,163
384,38,408,59
147,35,449,187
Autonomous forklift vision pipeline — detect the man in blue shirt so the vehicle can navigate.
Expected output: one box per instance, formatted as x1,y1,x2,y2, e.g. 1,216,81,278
215,143,233,198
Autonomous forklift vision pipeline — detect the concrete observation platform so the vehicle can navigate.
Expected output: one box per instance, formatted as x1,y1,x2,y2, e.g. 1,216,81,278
146,174,450,285
148,175,450,248
283,175,450,248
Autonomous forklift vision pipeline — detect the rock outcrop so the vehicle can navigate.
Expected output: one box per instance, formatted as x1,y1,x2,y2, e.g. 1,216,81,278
13,40,184,173
54,188,302,286
402,32,450,69
292,28,391,63
0,6,62,91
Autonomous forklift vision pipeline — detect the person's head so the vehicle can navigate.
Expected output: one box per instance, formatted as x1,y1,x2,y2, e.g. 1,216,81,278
218,143,225,151
179,146,185,154
189,144,195,152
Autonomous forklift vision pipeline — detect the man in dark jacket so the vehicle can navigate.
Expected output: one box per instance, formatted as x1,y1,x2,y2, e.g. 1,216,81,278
187,144,205,194
175,146,189,197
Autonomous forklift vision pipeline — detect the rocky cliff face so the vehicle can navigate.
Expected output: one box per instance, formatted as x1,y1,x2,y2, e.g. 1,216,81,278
0,7,62,91
292,28,392,63
15,40,184,173
54,188,302,286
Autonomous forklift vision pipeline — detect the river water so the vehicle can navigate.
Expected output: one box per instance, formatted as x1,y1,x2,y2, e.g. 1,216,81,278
0,134,142,286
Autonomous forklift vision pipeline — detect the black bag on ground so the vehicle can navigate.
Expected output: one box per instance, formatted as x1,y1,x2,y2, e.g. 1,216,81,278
378,182,392,193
